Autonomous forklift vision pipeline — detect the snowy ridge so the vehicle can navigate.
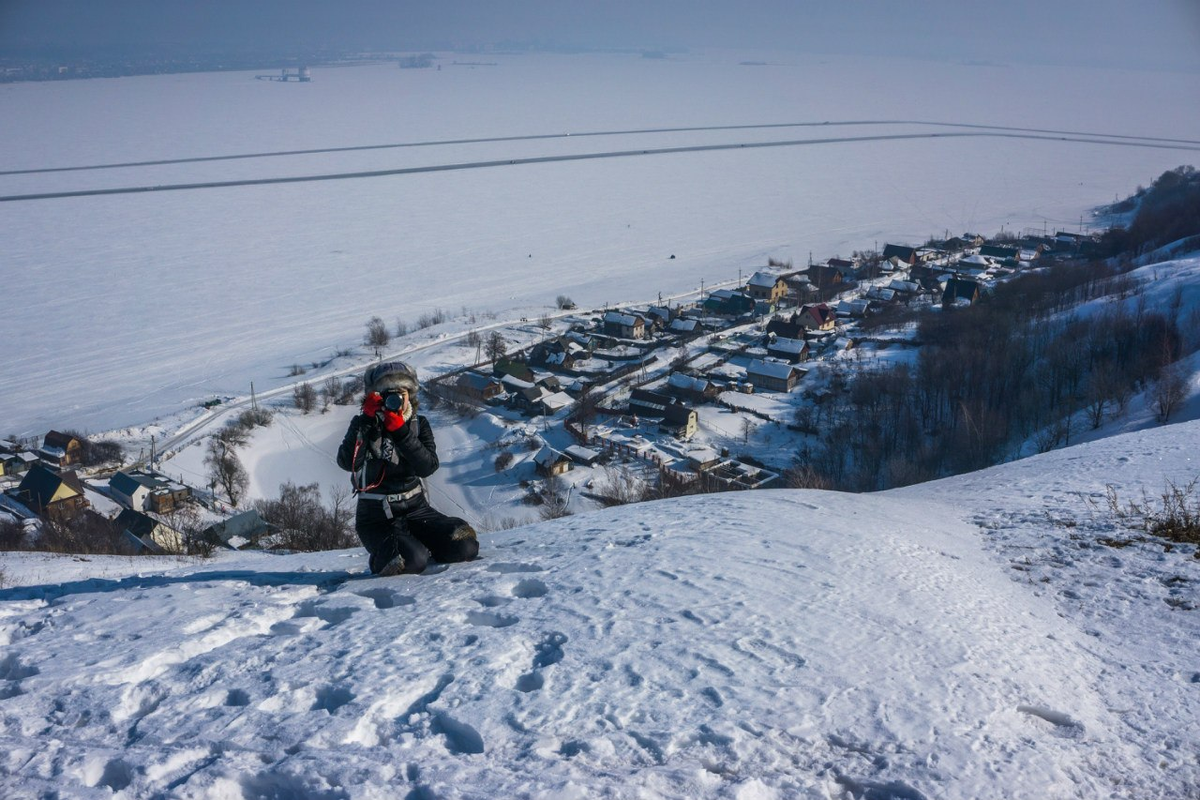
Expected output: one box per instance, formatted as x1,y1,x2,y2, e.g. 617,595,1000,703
3,420,1198,798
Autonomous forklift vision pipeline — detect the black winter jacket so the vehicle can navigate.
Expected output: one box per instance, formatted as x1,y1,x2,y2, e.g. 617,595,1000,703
336,413,439,495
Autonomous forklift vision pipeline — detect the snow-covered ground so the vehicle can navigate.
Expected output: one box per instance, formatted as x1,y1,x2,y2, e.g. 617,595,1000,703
1,417,1196,798
3,51,1199,437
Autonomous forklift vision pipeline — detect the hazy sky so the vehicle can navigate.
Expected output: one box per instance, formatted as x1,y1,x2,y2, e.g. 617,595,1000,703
2,0,1199,71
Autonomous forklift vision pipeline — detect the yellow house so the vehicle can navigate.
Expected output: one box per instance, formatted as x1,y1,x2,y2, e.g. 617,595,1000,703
745,271,788,304
16,464,88,522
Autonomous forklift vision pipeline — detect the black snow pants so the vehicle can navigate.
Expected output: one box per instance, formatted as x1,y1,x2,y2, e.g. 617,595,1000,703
355,492,478,575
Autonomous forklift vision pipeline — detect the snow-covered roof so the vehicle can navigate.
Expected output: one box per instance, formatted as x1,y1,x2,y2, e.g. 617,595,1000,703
500,374,535,391
456,372,498,391
539,391,574,412
564,445,600,464
603,311,642,327
533,446,569,467
668,318,700,333
746,359,798,380
747,271,780,288
767,337,807,355
668,372,709,392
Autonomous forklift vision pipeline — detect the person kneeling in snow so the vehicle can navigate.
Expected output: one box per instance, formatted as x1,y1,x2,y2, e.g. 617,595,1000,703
337,361,478,576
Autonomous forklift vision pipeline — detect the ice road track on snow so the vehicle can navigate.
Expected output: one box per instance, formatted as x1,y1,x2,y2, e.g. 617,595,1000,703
2,120,1199,203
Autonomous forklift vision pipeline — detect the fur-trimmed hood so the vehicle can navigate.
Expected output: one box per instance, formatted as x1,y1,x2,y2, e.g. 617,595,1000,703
365,361,419,408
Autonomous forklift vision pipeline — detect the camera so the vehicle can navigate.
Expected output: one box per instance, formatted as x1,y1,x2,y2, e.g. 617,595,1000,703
383,391,406,412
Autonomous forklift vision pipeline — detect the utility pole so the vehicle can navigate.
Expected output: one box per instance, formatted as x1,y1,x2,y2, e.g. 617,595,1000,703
250,381,257,411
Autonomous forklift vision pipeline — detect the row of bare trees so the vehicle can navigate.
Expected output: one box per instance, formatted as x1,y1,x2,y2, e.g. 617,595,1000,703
793,261,1192,492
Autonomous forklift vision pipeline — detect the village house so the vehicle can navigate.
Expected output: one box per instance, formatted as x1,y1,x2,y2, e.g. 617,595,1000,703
629,388,699,439
744,271,788,304
38,430,83,467
686,448,723,472
766,336,810,363
646,306,674,329
116,508,184,554
512,384,552,415
533,446,573,477
537,391,575,416
667,317,702,337
14,463,89,522
797,303,837,332
1,451,39,478
493,356,535,383
881,244,918,266
204,509,270,550
746,359,804,392
564,445,602,467
943,277,982,306
806,264,845,296
452,371,504,404
864,285,898,305
836,298,872,319
782,272,816,303
827,257,857,276
702,290,757,317
766,315,806,340
666,371,720,404
979,244,1020,262
529,337,587,370
602,310,647,340
887,279,921,298
109,470,192,513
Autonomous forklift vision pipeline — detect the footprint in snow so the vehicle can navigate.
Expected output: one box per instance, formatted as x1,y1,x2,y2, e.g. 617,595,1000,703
465,610,519,628
487,562,544,574
354,588,416,610
1018,705,1086,738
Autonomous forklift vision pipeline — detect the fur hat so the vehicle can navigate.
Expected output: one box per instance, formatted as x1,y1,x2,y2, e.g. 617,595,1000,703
365,361,419,397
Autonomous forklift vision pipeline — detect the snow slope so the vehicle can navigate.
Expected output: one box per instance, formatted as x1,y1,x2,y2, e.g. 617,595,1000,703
4,52,1199,436
2,419,1196,798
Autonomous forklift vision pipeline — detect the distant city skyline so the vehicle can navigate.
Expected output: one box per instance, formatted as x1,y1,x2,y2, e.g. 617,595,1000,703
2,0,1199,72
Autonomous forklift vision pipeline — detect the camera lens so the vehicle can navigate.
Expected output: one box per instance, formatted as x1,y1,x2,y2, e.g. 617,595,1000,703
384,392,404,412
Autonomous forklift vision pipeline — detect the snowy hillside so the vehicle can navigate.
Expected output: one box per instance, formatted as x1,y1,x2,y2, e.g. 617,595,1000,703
2,419,1196,798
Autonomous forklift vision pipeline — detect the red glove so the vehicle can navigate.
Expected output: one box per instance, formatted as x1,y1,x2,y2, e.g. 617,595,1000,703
362,393,383,417
380,410,406,431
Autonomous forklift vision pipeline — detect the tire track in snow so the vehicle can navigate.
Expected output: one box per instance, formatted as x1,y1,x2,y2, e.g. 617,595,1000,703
4,130,1199,203
4,119,1197,175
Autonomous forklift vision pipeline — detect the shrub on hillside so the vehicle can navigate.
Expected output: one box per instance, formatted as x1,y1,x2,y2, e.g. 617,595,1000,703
62,430,124,468
1103,478,1200,550
254,482,355,552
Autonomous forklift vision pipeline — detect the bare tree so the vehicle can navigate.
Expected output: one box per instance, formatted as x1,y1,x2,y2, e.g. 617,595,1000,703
486,331,508,362
537,475,573,520
741,417,756,445
365,316,390,348
293,382,318,413
1152,364,1188,424
592,467,652,507
206,438,248,507
568,384,599,440
254,482,356,551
